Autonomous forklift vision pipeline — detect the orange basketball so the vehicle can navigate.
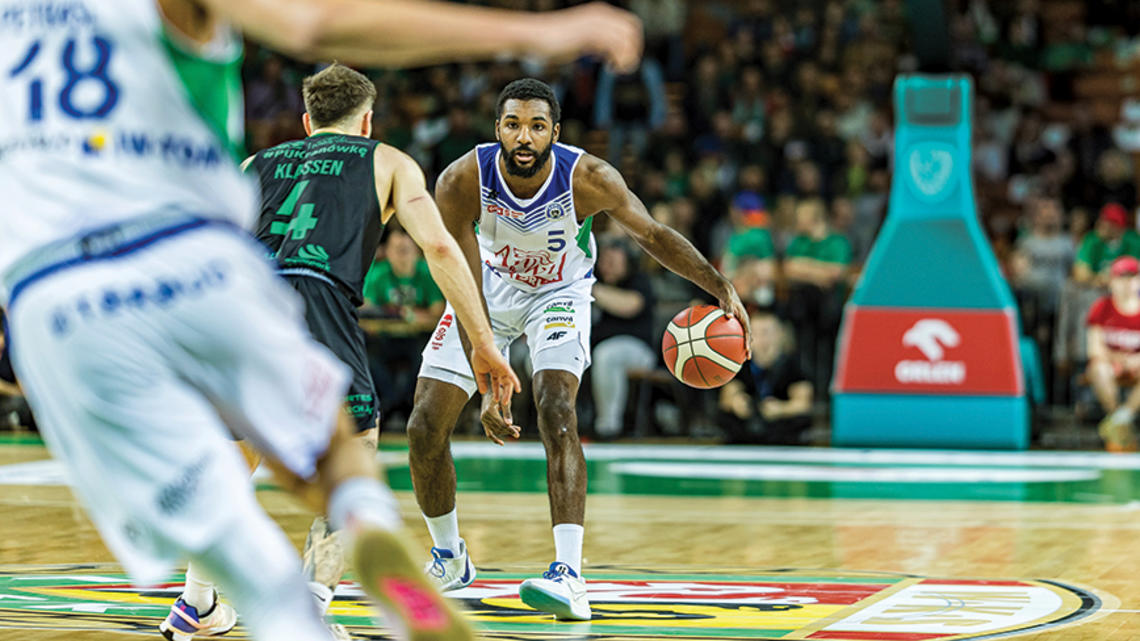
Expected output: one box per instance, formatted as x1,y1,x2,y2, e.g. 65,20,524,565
661,305,748,389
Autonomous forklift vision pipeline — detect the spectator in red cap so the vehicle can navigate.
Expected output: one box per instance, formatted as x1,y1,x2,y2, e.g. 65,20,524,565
1086,255,1140,451
1072,203,1140,286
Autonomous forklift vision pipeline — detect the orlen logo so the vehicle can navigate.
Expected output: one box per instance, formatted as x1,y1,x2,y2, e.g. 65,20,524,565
895,319,966,385
430,314,453,350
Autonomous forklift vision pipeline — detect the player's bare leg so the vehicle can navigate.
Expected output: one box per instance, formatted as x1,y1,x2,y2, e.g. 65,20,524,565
272,411,474,641
518,369,590,620
300,425,378,640
407,378,477,591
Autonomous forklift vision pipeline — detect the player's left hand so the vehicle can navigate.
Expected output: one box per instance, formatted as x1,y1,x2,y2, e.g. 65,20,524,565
481,391,520,446
720,287,752,359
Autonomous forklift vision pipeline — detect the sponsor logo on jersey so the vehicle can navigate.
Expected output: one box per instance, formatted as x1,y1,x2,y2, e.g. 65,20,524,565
486,202,527,220
290,244,331,270
546,331,568,341
0,567,1102,640
546,203,566,220
493,246,566,288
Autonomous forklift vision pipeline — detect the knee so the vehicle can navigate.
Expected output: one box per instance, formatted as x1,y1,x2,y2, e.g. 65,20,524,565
406,409,449,453
536,390,577,439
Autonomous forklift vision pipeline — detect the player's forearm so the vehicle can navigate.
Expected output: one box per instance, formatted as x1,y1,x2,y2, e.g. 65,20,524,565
422,242,495,348
639,224,732,302
221,0,555,67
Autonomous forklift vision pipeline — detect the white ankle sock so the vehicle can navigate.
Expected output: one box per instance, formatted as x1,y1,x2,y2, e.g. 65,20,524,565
182,563,215,611
308,581,333,616
1113,407,1135,423
423,508,461,554
327,477,401,534
552,524,584,575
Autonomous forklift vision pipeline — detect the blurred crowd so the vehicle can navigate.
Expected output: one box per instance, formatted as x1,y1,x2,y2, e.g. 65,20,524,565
240,0,1140,445
7,0,1140,446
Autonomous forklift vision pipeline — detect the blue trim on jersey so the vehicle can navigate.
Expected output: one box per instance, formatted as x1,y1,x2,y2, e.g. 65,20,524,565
7,218,223,307
477,142,581,217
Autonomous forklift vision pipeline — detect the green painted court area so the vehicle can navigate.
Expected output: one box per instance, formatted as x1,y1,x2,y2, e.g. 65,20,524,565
379,441,1140,505
4,433,1140,505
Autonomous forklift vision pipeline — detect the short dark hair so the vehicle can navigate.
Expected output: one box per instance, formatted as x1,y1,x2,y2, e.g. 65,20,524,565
302,63,377,128
496,78,560,123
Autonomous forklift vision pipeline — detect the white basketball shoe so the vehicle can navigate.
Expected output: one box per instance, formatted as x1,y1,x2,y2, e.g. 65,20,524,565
159,592,237,641
424,539,476,592
519,562,590,621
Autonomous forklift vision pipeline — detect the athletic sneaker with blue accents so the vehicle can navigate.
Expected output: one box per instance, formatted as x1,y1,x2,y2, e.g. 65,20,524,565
158,592,237,641
519,562,590,621
424,539,476,592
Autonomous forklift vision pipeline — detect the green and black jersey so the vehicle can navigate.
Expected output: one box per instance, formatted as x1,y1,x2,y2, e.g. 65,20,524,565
250,133,384,306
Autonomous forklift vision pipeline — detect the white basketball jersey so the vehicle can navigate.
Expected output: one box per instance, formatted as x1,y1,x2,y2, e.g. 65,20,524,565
0,0,256,280
475,142,596,294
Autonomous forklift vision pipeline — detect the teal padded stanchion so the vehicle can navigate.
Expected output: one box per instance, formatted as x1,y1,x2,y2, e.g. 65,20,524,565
832,75,1029,449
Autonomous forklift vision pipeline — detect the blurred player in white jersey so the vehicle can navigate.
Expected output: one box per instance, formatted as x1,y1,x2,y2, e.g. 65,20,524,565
0,2,641,641
407,78,749,621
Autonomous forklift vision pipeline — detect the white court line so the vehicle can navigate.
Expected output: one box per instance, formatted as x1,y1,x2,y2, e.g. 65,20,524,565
445,442,1140,469
609,462,1101,484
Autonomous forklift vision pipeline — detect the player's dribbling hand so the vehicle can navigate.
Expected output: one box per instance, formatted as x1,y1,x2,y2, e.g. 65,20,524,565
481,390,520,447
471,342,522,408
720,288,752,359
536,2,644,74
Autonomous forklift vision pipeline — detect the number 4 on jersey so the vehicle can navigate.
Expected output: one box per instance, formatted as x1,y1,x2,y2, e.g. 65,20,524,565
271,180,320,240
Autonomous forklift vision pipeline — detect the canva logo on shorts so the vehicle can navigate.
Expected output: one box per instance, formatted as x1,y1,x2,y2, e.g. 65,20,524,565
48,260,230,337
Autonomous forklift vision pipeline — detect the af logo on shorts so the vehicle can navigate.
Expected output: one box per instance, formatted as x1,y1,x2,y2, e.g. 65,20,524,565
0,566,1103,640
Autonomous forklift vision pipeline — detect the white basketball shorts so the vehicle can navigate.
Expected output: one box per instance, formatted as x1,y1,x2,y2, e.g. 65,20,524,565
3,213,349,583
419,267,593,397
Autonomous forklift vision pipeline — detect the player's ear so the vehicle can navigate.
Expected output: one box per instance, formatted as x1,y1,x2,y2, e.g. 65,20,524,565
361,110,374,138
494,120,501,142
553,122,561,143
302,112,313,136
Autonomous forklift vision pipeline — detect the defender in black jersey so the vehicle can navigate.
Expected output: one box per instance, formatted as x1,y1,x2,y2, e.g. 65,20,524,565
167,63,520,641
249,131,386,433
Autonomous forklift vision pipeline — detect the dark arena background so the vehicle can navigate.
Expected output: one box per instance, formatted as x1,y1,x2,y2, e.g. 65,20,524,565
3,0,1140,639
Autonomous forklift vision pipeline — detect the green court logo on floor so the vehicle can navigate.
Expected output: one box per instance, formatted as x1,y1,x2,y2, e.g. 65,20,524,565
0,565,1102,639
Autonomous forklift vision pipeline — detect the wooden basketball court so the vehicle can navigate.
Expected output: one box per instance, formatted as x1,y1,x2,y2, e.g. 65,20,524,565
1,435,1137,640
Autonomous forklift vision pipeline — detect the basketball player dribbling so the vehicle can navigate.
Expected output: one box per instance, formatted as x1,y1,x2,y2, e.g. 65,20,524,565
0,2,641,641
408,78,751,621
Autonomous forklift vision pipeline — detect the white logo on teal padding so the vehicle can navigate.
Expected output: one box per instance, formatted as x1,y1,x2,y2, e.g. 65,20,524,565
907,142,955,203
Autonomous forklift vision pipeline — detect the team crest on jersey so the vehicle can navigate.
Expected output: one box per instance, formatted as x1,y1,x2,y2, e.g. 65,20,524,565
0,566,1103,640
546,203,566,220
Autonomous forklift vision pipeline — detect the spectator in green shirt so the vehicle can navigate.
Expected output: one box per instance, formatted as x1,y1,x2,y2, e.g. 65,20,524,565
1073,203,1140,287
720,191,775,306
783,198,852,393
361,227,445,424
362,227,445,324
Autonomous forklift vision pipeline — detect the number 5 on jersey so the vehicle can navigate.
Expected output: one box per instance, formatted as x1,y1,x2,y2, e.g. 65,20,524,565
272,180,320,240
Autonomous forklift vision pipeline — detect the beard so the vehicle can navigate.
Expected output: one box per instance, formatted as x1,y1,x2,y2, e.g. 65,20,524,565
501,142,553,178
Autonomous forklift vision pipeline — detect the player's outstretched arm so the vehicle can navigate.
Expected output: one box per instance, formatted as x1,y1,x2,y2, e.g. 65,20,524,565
193,0,642,71
575,155,753,350
381,148,521,402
